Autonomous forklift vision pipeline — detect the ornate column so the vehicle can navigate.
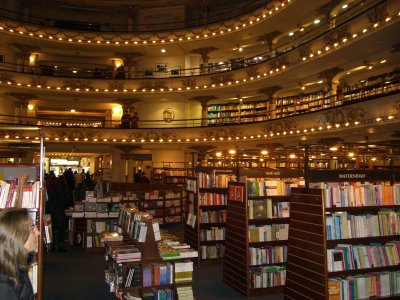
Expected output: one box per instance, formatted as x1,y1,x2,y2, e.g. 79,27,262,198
9,43,40,73
318,67,343,106
115,52,143,79
190,95,218,126
116,145,142,183
257,31,282,53
258,86,282,119
7,93,35,124
190,47,218,74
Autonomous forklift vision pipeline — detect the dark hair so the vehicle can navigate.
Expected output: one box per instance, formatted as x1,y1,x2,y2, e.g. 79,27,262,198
0,208,31,283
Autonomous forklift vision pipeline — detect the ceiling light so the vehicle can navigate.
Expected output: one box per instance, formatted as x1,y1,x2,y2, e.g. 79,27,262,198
161,49,166,53
314,19,320,24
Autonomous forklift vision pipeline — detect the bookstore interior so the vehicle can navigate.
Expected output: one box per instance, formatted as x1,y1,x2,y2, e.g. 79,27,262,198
1,0,400,299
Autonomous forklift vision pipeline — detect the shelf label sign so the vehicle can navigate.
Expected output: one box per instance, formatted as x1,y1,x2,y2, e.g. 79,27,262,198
309,169,391,182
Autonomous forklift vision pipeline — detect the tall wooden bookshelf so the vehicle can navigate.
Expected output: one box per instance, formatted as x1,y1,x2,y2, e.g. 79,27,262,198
184,167,236,264
223,168,303,297
284,169,400,300
0,164,44,300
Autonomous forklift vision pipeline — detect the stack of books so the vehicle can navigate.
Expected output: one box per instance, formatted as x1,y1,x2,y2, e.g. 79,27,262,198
176,286,194,300
175,261,194,284
100,231,123,242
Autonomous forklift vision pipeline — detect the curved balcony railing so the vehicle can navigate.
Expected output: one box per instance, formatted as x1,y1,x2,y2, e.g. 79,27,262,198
2,76,399,129
0,0,386,80
0,1,269,33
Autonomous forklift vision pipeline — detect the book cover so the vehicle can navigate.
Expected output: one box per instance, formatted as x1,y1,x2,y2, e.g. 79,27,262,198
251,199,268,219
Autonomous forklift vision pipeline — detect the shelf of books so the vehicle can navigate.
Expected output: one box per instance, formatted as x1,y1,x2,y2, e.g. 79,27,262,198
184,167,237,264
104,207,198,300
284,169,400,300
67,191,121,249
223,168,303,297
152,168,188,186
110,183,185,225
275,90,328,119
207,100,268,126
0,164,43,299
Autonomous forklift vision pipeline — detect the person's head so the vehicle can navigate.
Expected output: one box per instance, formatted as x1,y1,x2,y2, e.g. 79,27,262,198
0,208,39,282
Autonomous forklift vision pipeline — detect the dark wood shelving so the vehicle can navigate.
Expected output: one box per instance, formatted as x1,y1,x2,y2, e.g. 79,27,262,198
184,168,235,264
326,235,400,247
285,176,400,300
223,180,289,297
326,205,400,213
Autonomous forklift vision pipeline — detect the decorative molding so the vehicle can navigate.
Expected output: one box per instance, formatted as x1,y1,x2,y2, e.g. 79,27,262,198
108,80,125,91
367,3,388,24
318,106,367,125
30,76,48,87
128,130,176,141
323,24,352,46
245,66,259,77
0,72,16,84
62,79,94,91
181,78,197,88
262,120,297,135
199,127,242,140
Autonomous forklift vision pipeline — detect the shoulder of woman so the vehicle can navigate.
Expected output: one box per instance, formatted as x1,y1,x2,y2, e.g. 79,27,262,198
0,275,18,300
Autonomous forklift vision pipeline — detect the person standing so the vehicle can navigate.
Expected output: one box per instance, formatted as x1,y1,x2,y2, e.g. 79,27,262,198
0,207,39,300
130,111,139,129
46,171,67,251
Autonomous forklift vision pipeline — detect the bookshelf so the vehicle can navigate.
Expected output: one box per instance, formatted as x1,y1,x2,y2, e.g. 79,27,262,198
184,167,237,264
207,100,268,126
105,207,197,299
223,168,303,297
284,169,400,300
110,183,185,225
0,164,44,300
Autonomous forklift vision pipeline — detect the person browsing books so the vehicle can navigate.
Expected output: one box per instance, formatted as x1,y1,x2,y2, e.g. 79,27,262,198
0,207,39,300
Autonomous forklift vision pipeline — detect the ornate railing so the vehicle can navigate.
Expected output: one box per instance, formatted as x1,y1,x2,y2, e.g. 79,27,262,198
1,77,398,129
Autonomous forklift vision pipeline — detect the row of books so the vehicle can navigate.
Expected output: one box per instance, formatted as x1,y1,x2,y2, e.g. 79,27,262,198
328,271,400,300
311,183,400,208
200,244,225,259
197,172,236,188
143,263,173,286
247,179,302,196
153,170,187,176
248,224,289,242
71,211,119,218
200,210,226,223
200,227,225,241
249,246,287,266
75,201,119,213
185,179,196,193
250,265,286,288
0,178,39,209
327,241,400,272
326,210,399,240
86,219,118,234
199,192,227,205
143,200,181,208
248,199,281,219
165,191,182,199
